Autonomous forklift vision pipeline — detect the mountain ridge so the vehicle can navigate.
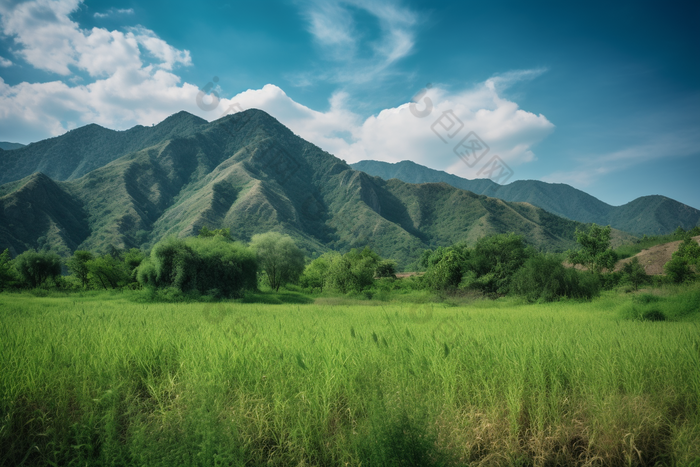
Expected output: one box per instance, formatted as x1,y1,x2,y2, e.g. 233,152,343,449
351,160,700,236
0,110,636,267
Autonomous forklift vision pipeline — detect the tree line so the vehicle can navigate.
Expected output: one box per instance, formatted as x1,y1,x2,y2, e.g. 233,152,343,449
0,224,697,299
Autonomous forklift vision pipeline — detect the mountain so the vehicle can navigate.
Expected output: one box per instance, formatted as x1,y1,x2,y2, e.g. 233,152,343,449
0,112,207,184
0,142,25,150
351,160,700,236
0,110,635,268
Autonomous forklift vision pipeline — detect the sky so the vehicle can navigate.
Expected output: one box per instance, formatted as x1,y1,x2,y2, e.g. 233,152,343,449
0,0,698,209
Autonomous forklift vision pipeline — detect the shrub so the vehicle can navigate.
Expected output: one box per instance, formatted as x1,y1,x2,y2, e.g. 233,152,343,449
510,254,601,302
664,256,693,284
13,249,62,288
466,234,531,295
137,237,257,298
621,257,648,290
250,232,305,291
67,250,94,288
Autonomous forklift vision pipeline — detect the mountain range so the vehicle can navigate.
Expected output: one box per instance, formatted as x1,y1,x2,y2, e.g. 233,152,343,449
351,160,700,237
0,110,635,268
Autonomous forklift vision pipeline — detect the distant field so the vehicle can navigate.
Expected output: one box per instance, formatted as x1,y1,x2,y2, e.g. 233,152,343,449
1,288,699,466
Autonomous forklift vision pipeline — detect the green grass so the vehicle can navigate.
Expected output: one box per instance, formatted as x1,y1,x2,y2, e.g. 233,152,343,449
1,287,699,466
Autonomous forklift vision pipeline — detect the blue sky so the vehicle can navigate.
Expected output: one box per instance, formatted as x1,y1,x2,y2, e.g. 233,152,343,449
0,0,698,209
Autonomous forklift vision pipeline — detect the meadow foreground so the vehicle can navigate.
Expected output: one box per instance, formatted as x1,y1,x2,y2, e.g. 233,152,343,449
1,288,699,466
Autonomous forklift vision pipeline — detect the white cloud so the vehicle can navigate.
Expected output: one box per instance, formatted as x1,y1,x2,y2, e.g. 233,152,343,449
94,8,134,18
0,56,12,67
297,0,418,84
0,0,553,182
0,0,189,77
210,74,554,179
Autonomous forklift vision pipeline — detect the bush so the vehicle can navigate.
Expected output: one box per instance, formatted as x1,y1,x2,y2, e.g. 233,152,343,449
13,249,62,288
465,234,531,295
250,232,305,291
137,237,257,298
664,256,693,284
510,254,601,302
621,257,648,290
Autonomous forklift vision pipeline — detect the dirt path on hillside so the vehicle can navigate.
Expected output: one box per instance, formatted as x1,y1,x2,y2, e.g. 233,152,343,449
614,235,700,275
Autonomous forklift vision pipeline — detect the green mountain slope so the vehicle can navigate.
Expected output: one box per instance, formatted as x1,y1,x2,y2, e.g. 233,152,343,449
0,112,207,184
351,160,700,236
0,110,635,268
0,142,25,150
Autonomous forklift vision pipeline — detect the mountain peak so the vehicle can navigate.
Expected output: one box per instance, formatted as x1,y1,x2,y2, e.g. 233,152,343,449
157,110,207,128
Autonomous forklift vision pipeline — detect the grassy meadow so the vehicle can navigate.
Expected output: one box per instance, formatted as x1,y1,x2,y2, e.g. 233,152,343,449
1,287,699,466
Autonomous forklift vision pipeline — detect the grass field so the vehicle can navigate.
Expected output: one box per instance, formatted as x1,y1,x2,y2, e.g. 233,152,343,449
1,287,699,466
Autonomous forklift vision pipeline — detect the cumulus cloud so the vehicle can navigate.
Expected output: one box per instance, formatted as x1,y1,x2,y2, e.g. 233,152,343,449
0,56,12,67
0,0,197,142
0,0,190,77
0,0,553,182
208,74,554,179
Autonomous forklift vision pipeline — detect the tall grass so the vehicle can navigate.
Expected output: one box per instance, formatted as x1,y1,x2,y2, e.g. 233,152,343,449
1,287,699,466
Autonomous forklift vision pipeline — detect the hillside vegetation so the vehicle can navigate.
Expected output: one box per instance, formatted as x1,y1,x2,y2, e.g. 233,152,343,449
352,160,700,236
0,110,635,268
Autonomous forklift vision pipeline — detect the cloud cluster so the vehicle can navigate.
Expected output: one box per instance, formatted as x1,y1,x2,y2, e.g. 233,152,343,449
214,77,553,179
0,0,554,181
0,0,199,142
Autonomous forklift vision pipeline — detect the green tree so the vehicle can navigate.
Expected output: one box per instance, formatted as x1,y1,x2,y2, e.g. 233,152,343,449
375,259,398,279
122,248,145,282
422,245,469,291
87,255,129,290
198,226,232,240
675,236,700,266
299,253,332,292
13,249,62,288
621,257,648,291
664,256,692,284
663,236,700,283
67,250,94,288
465,233,531,295
250,232,305,291
137,236,257,297
325,247,382,293
510,254,600,302
0,249,18,290
567,224,618,273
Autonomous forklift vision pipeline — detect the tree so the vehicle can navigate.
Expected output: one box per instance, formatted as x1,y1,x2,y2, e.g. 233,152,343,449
422,245,469,291
675,236,700,267
567,224,618,273
67,250,94,288
375,259,398,279
621,257,648,291
664,256,692,284
465,234,531,295
122,248,145,282
250,232,305,291
299,254,332,292
137,236,257,297
87,255,129,289
510,254,600,302
198,226,232,240
13,249,62,288
663,236,700,283
324,247,383,293
0,249,18,291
